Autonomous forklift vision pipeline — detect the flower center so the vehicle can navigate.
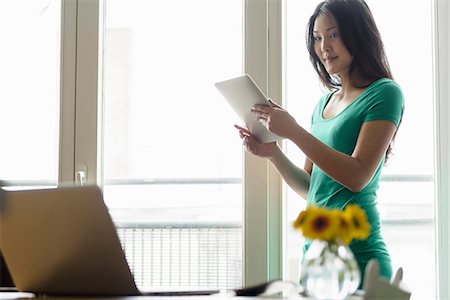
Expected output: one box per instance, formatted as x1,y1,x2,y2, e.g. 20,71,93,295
312,216,329,232
352,217,360,228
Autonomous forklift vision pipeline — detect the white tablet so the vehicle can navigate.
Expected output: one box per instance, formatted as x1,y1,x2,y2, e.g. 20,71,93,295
215,74,282,143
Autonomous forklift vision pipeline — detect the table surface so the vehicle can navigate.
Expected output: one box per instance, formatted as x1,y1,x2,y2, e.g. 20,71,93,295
0,291,364,300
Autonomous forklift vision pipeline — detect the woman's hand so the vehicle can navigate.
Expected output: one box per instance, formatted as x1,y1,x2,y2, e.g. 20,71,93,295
251,99,300,139
234,124,277,159
235,123,310,200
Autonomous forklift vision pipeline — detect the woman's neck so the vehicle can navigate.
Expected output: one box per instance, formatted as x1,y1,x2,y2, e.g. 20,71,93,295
338,71,372,98
337,74,357,99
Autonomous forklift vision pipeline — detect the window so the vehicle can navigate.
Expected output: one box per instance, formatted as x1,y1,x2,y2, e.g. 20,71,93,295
0,0,280,291
100,0,244,290
0,0,61,188
1,0,448,297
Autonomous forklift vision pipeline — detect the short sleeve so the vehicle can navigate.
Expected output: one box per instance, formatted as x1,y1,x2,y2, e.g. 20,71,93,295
364,81,404,127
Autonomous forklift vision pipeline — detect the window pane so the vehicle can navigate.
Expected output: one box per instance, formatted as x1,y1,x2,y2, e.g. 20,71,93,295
0,0,61,187
101,0,243,290
283,1,435,299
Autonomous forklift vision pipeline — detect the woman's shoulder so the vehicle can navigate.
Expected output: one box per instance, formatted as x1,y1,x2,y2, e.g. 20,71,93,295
366,78,404,104
369,78,403,95
363,78,405,125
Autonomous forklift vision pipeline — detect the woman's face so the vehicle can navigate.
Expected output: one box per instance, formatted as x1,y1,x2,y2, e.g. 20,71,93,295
313,13,353,77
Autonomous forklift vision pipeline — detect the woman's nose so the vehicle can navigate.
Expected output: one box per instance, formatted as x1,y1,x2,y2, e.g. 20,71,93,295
321,39,330,52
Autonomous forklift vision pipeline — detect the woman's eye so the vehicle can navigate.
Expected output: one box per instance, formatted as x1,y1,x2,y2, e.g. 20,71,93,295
329,32,338,38
313,36,321,41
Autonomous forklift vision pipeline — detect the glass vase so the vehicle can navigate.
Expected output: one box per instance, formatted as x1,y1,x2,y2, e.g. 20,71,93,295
300,239,360,300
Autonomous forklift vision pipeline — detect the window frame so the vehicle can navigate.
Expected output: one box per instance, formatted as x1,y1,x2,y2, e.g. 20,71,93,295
433,0,450,299
57,0,450,296
59,0,100,185
59,0,77,184
243,0,283,286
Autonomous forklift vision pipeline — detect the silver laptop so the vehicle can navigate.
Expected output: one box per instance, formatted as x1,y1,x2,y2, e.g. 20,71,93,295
0,185,219,296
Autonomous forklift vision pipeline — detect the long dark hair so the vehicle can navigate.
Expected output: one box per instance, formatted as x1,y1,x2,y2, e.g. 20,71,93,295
306,0,392,90
306,0,399,162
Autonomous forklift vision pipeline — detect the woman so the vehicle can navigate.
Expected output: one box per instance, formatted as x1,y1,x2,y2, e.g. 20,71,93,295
235,0,404,282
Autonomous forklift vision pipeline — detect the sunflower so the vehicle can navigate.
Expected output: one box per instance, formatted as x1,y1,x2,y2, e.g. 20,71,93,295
344,204,371,240
293,209,309,230
293,204,371,244
298,206,338,241
333,210,353,245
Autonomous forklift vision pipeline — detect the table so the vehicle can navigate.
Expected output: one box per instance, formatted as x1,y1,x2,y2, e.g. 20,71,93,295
0,291,364,300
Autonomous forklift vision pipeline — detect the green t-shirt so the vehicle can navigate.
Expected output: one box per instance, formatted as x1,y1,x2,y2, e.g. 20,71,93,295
306,78,404,281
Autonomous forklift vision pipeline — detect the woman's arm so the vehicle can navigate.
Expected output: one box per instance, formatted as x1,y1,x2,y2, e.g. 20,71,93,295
268,147,311,200
252,102,397,192
287,120,396,192
235,124,310,200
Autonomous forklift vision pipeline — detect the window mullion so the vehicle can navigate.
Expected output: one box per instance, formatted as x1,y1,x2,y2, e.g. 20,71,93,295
73,0,100,185
244,0,283,286
267,0,283,282
433,0,450,299
59,0,77,184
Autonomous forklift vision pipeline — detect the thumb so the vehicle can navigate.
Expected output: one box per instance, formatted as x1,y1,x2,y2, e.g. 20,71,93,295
268,98,282,108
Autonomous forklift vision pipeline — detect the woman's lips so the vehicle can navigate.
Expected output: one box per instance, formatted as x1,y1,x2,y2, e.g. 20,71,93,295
324,56,337,63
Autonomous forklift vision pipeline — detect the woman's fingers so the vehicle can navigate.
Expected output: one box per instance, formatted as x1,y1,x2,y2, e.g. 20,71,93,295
234,124,251,134
234,125,252,141
250,108,270,124
251,107,268,115
234,124,247,131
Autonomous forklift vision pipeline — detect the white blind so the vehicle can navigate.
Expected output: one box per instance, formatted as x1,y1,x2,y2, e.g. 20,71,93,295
116,223,242,290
